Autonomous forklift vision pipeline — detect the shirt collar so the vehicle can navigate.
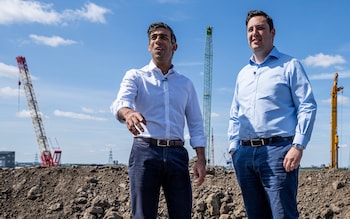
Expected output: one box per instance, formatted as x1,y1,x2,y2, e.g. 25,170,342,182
249,46,280,65
148,60,175,76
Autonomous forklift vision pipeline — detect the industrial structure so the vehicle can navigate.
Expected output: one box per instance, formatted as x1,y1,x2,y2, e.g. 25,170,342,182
203,26,214,166
0,151,15,168
16,56,61,167
330,72,344,169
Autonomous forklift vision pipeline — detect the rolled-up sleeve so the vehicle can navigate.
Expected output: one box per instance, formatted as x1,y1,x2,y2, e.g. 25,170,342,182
110,70,137,123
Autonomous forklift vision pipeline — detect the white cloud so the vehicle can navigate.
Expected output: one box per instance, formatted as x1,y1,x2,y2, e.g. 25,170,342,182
0,0,110,25
16,109,32,118
0,0,60,25
339,144,349,148
321,94,349,106
81,107,107,114
82,107,94,114
65,2,111,23
0,61,39,82
0,86,20,97
303,53,346,68
0,63,19,79
53,110,107,121
16,109,47,119
309,72,336,80
309,70,350,80
29,34,77,47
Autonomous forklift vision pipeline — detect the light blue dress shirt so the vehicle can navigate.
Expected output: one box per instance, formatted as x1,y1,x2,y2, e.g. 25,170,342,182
228,47,317,152
111,60,206,148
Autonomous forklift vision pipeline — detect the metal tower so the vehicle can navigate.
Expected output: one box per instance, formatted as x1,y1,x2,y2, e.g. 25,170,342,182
108,149,113,164
16,56,61,167
203,26,214,166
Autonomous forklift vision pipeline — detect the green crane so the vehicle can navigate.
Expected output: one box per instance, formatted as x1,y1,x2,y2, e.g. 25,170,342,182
203,26,214,166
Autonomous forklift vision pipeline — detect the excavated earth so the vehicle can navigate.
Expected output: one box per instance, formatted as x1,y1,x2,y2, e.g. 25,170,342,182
0,163,350,219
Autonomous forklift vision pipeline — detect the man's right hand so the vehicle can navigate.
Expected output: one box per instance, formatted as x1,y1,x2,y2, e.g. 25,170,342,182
119,108,147,135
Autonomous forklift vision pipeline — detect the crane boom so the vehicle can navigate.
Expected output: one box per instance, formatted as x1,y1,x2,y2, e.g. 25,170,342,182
16,56,61,167
203,26,214,166
330,72,343,169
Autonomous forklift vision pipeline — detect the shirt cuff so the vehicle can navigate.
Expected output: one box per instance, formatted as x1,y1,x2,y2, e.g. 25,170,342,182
292,133,309,149
228,141,239,153
110,100,134,123
190,136,206,149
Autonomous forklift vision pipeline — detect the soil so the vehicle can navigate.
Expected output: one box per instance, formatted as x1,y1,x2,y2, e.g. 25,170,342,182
0,163,350,219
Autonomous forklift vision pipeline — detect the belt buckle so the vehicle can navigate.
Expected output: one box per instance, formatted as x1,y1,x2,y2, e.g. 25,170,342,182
250,138,264,147
157,139,170,147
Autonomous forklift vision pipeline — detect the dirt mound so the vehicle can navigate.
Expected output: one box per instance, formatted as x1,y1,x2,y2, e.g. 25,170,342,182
1,165,350,219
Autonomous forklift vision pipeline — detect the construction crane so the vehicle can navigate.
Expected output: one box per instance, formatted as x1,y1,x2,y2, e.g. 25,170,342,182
16,56,61,167
211,127,215,166
203,26,214,166
330,73,343,169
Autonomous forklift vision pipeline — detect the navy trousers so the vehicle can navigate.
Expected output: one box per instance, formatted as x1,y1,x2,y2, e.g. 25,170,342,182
232,141,299,219
128,139,192,219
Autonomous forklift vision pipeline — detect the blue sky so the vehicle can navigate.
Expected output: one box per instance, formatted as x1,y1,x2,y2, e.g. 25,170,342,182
1,0,350,168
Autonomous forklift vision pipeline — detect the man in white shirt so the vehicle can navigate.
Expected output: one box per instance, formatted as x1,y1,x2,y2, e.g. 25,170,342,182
110,22,206,219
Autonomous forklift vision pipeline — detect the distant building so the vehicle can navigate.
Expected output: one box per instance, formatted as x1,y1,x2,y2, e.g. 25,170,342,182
0,151,15,168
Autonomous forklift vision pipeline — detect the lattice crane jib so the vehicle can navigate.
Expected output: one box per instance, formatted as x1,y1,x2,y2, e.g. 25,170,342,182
203,26,213,166
16,56,61,167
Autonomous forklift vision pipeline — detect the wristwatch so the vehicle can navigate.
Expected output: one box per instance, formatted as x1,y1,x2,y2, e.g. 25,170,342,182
292,143,305,151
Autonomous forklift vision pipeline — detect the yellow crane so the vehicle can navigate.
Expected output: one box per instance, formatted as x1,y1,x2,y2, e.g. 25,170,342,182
330,73,343,169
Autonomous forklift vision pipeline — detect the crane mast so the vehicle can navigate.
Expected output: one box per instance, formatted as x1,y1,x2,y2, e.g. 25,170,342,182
203,26,214,166
16,56,61,167
330,72,343,169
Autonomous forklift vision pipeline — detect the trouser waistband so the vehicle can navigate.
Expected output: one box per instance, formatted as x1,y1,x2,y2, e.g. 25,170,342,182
134,137,184,147
240,136,293,147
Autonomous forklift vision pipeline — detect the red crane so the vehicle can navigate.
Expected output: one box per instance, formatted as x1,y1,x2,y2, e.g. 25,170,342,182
16,56,61,167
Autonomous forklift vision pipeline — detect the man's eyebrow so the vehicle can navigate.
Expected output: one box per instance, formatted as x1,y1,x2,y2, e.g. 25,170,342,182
151,33,169,37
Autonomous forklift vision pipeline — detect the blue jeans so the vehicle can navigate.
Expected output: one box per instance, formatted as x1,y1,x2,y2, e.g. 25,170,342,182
232,141,299,219
128,139,192,219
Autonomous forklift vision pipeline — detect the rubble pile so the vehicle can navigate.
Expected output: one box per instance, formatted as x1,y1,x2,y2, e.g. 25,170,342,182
0,165,349,219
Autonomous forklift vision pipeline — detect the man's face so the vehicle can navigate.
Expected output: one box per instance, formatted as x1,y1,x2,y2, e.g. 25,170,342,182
148,28,177,63
247,16,275,54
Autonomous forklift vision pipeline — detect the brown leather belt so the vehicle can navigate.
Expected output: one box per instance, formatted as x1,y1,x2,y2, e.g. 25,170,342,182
135,137,184,147
240,136,293,147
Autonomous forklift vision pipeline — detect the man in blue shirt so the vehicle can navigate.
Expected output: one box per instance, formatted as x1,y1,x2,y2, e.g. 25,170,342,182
111,22,206,219
228,10,317,219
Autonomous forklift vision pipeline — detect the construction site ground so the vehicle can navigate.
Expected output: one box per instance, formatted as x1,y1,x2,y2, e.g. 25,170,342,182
1,164,350,219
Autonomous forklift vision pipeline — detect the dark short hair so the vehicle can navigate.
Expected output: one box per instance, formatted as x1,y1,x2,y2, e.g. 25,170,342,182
246,10,274,31
147,22,177,44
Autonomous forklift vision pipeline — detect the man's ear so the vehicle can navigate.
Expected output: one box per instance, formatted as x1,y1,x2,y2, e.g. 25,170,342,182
172,43,178,52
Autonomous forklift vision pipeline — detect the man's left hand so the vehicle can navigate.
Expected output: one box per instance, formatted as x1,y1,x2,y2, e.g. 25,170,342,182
193,157,206,186
193,147,206,186
283,146,303,172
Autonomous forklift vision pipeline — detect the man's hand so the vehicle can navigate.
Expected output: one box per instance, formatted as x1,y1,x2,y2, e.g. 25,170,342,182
193,147,206,186
283,146,303,172
118,108,147,135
